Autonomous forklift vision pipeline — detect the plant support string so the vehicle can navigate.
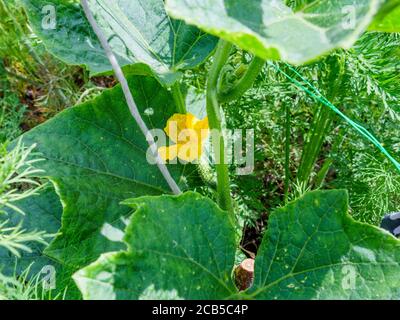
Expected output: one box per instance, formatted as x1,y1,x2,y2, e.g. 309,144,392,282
269,61,400,174
80,0,181,195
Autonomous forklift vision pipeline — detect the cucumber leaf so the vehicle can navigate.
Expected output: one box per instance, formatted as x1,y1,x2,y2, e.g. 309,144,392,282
0,186,61,275
17,75,196,273
369,0,400,32
250,190,400,299
165,0,381,65
74,190,400,300
0,186,80,298
73,192,237,300
21,0,217,86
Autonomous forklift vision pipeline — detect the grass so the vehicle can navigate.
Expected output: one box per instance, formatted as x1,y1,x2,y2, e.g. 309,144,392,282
0,0,111,131
0,93,26,143
0,141,57,301
0,265,63,300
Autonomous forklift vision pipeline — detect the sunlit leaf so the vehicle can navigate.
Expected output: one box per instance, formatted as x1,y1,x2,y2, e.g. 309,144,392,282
166,0,382,64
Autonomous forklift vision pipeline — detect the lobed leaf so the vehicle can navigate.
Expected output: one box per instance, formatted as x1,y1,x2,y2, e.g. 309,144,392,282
74,190,400,300
0,186,80,298
17,74,197,273
73,192,237,300
22,0,218,86
369,0,400,32
250,190,400,299
0,187,62,276
165,0,382,65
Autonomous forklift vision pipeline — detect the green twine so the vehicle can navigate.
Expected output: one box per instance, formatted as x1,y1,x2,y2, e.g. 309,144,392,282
267,61,400,173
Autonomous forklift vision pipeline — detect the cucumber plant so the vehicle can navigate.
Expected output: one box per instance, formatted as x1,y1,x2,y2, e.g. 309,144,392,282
3,0,400,299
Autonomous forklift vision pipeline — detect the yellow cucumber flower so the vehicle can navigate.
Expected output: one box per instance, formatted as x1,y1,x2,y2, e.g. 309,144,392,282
158,113,209,163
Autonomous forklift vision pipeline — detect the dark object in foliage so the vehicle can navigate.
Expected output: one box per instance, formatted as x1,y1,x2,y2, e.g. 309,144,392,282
381,212,400,238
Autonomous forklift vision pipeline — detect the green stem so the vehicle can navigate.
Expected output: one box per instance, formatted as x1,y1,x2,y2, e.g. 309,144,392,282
297,106,333,184
218,57,265,104
296,56,345,185
171,82,187,114
284,103,291,203
206,40,234,213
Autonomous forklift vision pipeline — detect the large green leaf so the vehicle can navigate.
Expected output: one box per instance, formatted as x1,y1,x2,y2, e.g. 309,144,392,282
22,0,217,86
18,74,196,273
74,190,400,300
0,186,80,298
73,192,237,300
369,0,400,32
0,187,61,276
249,190,400,299
165,0,382,65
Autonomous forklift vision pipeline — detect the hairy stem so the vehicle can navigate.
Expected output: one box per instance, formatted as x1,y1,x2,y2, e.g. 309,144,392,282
218,57,265,104
81,0,181,195
171,82,187,114
206,40,234,213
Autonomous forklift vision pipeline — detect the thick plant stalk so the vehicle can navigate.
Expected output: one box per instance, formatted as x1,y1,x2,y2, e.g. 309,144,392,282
206,40,234,213
171,82,187,114
218,57,265,104
80,0,181,195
